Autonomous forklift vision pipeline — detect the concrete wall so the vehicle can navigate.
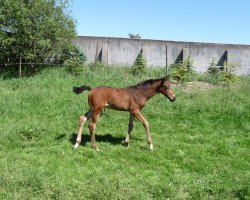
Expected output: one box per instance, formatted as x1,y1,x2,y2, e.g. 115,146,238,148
74,36,250,75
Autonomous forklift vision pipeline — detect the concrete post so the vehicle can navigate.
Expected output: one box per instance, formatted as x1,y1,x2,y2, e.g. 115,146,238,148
102,43,109,64
224,50,229,71
225,50,229,63
142,46,147,64
182,48,189,61
166,45,168,67
95,43,102,62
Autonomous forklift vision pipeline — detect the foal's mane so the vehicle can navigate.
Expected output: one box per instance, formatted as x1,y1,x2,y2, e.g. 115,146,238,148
128,77,165,89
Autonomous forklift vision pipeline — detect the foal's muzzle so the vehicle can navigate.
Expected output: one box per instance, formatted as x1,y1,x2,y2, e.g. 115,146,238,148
170,96,176,102
166,94,176,102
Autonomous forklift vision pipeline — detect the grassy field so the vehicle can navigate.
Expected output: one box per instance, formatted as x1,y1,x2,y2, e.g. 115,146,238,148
0,66,249,199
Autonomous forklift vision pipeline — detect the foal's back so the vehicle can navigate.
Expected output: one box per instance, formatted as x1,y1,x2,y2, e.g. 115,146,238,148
88,86,145,111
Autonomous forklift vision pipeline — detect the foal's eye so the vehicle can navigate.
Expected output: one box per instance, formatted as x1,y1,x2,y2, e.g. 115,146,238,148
164,85,169,90
164,82,171,90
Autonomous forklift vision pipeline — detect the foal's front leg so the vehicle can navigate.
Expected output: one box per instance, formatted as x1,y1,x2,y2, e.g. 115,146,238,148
133,110,153,150
73,110,92,149
124,114,135,145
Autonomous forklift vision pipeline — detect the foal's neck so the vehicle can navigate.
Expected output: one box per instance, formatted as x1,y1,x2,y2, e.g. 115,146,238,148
138,80,161,100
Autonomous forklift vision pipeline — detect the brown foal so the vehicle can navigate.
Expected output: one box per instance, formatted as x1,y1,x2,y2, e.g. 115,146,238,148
73,76,176,151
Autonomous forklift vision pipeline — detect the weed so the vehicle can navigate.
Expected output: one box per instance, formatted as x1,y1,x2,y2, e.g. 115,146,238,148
220,61,240,85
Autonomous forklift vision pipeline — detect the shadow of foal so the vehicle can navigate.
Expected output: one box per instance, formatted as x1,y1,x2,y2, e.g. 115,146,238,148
70,133,124,147
73,76,176,151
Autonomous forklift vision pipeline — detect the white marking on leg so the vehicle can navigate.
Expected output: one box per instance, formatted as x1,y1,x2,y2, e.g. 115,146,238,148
73,143,79,149
125,134,130,143
74,115,87,149
82,116,87,123
149,144,154,150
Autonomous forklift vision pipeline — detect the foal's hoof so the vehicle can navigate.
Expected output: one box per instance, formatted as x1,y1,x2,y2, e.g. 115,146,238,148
73,143,79,149
93,147,100,151
122,140,129,147
149,144,154,150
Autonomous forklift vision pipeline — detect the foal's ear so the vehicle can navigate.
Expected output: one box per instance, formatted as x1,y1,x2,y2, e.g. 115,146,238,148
160,75,169,85
163,75,170,80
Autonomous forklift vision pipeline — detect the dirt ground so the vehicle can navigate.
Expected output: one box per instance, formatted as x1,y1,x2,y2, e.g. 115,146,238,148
182,81,215,91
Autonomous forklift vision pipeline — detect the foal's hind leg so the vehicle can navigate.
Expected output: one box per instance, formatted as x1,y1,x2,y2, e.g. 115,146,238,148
88,110,101,151
124,114,135,145
73,110,92,149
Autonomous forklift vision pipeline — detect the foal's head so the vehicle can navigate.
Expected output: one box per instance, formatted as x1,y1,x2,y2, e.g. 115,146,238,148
157,76,176,102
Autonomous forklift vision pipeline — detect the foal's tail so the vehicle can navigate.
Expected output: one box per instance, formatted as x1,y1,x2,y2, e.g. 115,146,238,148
73,85,92,94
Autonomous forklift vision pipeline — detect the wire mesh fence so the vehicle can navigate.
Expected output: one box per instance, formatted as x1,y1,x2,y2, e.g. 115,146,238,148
0,62,168,82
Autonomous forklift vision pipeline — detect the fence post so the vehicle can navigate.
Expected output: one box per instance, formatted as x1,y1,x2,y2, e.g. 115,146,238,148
19,57,22,78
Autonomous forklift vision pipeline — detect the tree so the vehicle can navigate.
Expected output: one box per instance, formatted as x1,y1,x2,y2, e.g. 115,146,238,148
0,0,76,77
128,33,141,39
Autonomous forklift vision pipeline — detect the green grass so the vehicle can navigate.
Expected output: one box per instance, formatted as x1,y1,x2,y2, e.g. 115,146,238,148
0,66,249,199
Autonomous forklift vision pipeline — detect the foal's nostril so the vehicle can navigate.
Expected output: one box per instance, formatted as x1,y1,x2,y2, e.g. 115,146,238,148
172,96,176,101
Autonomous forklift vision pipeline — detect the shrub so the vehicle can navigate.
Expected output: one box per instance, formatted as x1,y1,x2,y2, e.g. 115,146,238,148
207,59,220,75
200,59,222,85
64,45,86,75
91,61,107,70
169,56,196,83
131,52,147,76
64,57,84,75
205,60,239,86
